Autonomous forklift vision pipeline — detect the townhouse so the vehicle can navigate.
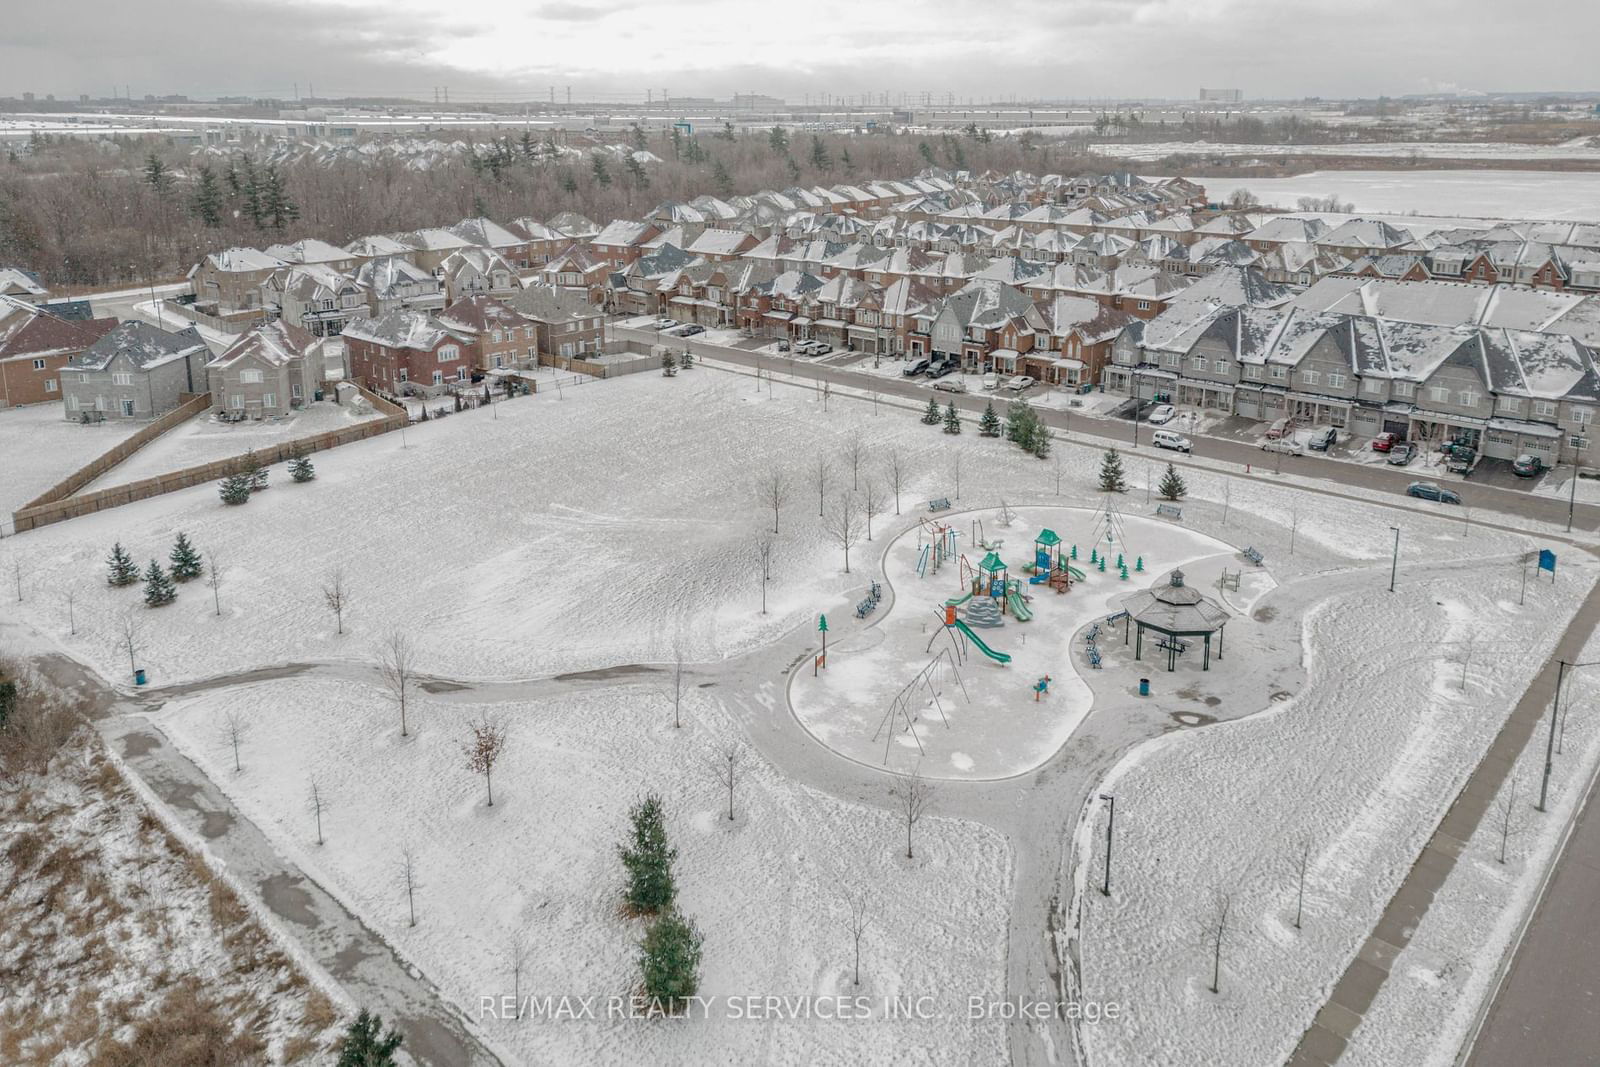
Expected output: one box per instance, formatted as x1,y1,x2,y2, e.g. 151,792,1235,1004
59,322,209,420
263,264,367,337
342,310,474,395
0,299,118,407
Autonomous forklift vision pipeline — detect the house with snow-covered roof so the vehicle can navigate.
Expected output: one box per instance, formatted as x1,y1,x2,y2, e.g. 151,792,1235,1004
355,256,444,315
189,247,289,319
342,310,474,395
59,321,209,421
206,319,321,419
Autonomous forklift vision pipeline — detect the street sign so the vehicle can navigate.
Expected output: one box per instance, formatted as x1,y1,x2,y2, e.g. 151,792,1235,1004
1539,549,1557,576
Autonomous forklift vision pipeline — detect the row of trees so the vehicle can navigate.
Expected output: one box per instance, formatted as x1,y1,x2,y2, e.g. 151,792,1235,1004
221,449,315,506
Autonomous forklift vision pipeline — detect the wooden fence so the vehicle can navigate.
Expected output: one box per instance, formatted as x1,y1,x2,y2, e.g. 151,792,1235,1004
20,393,214,512
11,386,406,534
162,300,254,335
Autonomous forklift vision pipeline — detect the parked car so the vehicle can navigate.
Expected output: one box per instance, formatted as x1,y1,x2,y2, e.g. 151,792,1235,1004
1266,417,1291,440
903,358,931,377
1152,429,1191,453
927,361,955,379
1371,432,1401,452
681,324,705,336
655,318,680,331
1512,454,1545,478
932,378,967,393
1005,375,1035,391
1260,436,1304,456
776,341,790,353
1306,427,1337,452
1446,447,1476,475
1386,442,1417,466
1146,403,1176,425
981,372,1000,390
1407,481,1462,505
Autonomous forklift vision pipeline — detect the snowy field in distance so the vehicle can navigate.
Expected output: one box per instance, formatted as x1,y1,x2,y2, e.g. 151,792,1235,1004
1093,139,1600,164
1215,169,1600,222
0,402,140,515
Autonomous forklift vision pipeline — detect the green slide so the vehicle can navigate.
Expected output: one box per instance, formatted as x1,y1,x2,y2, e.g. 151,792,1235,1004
1067,566,1087,581
1007,593,1033,622
945,591,974,607
950,619,1011,663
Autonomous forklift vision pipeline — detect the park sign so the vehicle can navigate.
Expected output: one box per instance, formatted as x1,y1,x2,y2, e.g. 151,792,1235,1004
818,614,829,633
1540,549,1557,576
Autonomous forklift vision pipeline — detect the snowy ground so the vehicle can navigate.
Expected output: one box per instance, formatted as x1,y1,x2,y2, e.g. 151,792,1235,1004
1216,169,1600,221
1097,141,1600,165
0,403,140,515
1070,540,1597,1066
791,506,1240,780
77,401,382,494
158,676,1013,1066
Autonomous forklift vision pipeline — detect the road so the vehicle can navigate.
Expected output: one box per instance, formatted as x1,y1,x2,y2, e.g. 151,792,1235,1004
620,324,1600,533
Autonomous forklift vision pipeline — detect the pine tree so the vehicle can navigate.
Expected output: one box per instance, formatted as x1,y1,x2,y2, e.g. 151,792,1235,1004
679,348,694,370
639,909,704,1015
191,164,223,227
590,153,612,188
169,532,203,582
219,472,251,505
1033,432,1052,460
1158,462,1187,501
711,158,734,199
107,542,140,586
625,154,650,190
661,350,678,376
559,169,579,195
239,156,262,227
1006,399,1040,451
259,165,298,230
809,135,831,171
978,401,1001,437
143,153,174,200
336,1009,403,1067
768,126,789,153
243,450,269,491
619,793,677,915
942,401,962,434
631,123,648,151
518,130,538,161
291,454,316,482
841,146,855,173
920,397,942,425
143,559,177,608
1099,448,1128,493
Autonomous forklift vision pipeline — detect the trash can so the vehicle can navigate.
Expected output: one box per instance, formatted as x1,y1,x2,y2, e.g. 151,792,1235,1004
1138,678,1149,697
134,669,147,686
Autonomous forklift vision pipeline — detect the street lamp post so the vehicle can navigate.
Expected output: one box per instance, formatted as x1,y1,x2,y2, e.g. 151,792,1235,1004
1539,660,1571,812
1099,793,1116,897
1569,461,1581,534
1388,526,1400,592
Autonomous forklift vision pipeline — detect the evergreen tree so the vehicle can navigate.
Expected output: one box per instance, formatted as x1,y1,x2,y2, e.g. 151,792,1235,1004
619,793,678,915
559,169,579,195
518,130,538,161
711,158,734,199
1158,462,1187,501
107,542,140,587
767,126,789,153
143,153,174,200
784,155,801,182
1005,399,1040,451
239,156,262,227
191,164,223,227
920,397,942,425
590,153,612,188
1099,448,1129,493
168,532,203,582
639,909,704,1015
978,400,1001,437
624,154,649,190
260,165,298,230
290,454,316,482
840,146,855,173
219,472,252,505
809,135,831,171
719,120,736,141
244,450,269,491
336,1009,403,1067
631,123,648,151
223,159,241,196
942,401,962,434
679,348,694,370
918,141,936,166
1033,432,1052,460
143,559,177,608
661,350,678,376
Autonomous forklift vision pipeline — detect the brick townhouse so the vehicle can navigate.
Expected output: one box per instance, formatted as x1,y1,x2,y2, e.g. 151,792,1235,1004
342,310,475,395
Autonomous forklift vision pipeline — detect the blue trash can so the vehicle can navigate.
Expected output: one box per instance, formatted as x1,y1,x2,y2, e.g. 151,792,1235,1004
134,669,147,686
1139,678,1149,697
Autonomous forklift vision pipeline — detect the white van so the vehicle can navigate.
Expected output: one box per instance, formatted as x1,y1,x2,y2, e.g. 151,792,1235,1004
1152,429,1192,453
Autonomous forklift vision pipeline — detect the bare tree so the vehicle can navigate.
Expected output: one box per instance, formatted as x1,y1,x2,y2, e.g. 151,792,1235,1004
1206,891,1231,994
844,429,866,490
1292,838,1310,930
1497,775,1518,864
756,536,775,615
308,776,328,845
813,456,831,517
844,888,871,986
885,450,908,516
890,768,934,859
208,557,222,617
1052,451,1064,496
323,566,350,635
761,469,791,534
665,648,685,728
64,587,77,636
951,449,966,501
461,713,510,806
862,480,888,542
219,710,248,774
508,931,532,1005
119,612,142,681
12,556,22,602
399,846,421,927
708,743,743,821
376,631,416,738
822,492,863,574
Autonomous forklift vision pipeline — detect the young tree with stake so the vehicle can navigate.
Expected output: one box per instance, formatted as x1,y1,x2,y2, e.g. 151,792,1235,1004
890,768,933,859
844,429,866,490
823,492,863,573
461,713,509,806
756,537,775,615
324,566,351,635
398,847,421,926
376,631,416,738
507,931,532,1007
1206,891,1231,994
812,456,831,517
219,710,248,773
885,450,908,515
119,613,142,680
208,557,223,616
862,479,888,541
308,776,328,845
843,889,871,987
708,743,743,821
760,469,790,534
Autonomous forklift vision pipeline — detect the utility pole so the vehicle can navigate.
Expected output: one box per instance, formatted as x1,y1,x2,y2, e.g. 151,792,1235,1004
1539,660,1569,812
1520,554,1530,605
1569,462,1580,533
1388,526,1401,592
1099,793,1115,897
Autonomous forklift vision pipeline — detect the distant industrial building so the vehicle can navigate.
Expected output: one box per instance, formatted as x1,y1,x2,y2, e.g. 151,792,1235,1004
1198,88,1243,103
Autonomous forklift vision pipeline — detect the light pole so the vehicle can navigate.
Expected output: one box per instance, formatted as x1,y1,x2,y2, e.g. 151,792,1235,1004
1099,793,1115,897
1388,526,1400,592
1569,461,1581,534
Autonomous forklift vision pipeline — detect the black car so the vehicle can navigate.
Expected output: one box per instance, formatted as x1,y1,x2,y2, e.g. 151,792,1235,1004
1386,442,1417,466
1512,454,1545,478
927,361,955,379
903,358,930,377
1407,481,1462,505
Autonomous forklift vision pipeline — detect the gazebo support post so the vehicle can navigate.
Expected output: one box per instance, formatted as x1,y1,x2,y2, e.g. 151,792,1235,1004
1135,624,1143,660
1203,633,1211,671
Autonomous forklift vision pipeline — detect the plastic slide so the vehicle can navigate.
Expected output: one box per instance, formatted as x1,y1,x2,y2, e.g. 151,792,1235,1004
950,619,1012,663
1028,571,1050,584
916,543,930,578
1067,565,1087,581
945,591,974,607
1008,593,1033,622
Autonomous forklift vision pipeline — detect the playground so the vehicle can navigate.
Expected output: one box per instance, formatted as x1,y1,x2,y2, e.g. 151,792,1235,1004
789,503,1246,781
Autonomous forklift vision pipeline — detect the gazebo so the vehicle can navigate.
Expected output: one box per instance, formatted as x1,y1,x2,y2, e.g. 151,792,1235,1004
1120,569,1230,671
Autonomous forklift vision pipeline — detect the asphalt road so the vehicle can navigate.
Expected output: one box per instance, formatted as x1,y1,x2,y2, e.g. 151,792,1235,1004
622,327,1600,534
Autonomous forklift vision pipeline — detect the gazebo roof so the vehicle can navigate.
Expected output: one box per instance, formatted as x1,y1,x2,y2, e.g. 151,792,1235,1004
1035,529,1061,547
979,551,1007,572
1121,569,1230,635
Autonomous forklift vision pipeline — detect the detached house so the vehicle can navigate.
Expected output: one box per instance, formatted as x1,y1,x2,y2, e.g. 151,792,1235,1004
355,256,445,314
435,294,536,371
0,299,118,407
502,285,605,361
0,268,48,305
59,322,208,421
342,311,473,395
207,320,321,419
439,248,521,302
263,264,368,337
189,247,288,319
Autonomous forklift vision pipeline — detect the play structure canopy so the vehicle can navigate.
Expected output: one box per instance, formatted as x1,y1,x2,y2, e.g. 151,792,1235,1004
1035,529,1061,547
979,551,1007,573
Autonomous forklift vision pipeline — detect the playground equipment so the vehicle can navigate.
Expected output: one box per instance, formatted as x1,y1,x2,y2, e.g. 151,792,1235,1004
1006,585,1034,622
916,543,930,578
928,601,1012,664
1033,675,1051,700
873,649,969,764
918,518,960,578
855,580,884,619
951,619,1011,664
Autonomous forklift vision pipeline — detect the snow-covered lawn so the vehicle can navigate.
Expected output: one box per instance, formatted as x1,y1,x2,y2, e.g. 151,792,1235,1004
1071,546,1598,1066
791,506,1241,780
159,677,1013,1066
1213,169,1600,221
0,403,140,514
77,401,382,493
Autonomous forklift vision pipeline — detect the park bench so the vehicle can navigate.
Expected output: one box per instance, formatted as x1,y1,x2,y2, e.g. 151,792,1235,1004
1155,636,1189,655
1085,623,1101,644
1242,546,1264,566
928,497,952,512
1087,646,1102,669
1105,610,1130,627
1155,503,1183,521
855,598,877,619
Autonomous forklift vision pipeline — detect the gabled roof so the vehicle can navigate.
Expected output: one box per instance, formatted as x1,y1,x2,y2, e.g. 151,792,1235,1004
591,219,658,247
345,234,413,258
399,228,475,253
0,267,48,298
449,217,528,250
264,238,350,265
66,321,206,372
208,319,315,370
0,303,117,360
354,255,437,294
502,283,600,323
202,247,288,273
342,309,469,350
436,294,530,334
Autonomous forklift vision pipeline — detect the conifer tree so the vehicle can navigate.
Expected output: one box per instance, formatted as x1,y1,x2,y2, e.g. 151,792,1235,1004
679,348,694,370
107,542,140,586
1158,462,1187,501
711,158,735,199
920,397,942,425
1006,399,1040,451
639,909,704,1015
978,400,1001,437
661,350,678,376
143,559,177,608
191,164,223,227
1033,432,1052,459
1099,448,1129,493
169,532,203,582
619,793,677,916
290,453,316,482
942,401,962,434
219,472,251,505
336,1009,403,1067
143,153,174,200
590,153,612,188
243,450,269,491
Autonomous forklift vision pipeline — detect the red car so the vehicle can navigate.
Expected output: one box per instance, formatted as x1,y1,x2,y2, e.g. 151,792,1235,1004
1371,432,1401,453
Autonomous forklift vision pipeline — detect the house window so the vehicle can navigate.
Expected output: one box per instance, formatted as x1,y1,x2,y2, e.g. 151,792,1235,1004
456,366,468,381
398,368,409,383
1460,390,1479,408
1363,378,1384,395
44,379,57,393
112,372,134,386
31,358,46,370
1270,366,1287,380
1573,407,1592,426
1137,300,1150,310
240,369,264,384
1571,435,1589,451
66,395,78,411
491,329,502,343
1393,382,1415,398
1327,372,1346,389
1243,365,1262,380
1302,370,1320,386
1190,355,1205,370
1429,386,1450,403
229,394,244,409
439,345,459,363
1497,397,1522,415
120,399,134,417
262,392,276,408
432,370,443,385
1533,400,1557,418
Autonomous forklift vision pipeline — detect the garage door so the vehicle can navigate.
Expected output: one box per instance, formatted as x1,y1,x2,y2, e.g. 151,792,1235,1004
1235,393,1261,419
1481,429,1517,460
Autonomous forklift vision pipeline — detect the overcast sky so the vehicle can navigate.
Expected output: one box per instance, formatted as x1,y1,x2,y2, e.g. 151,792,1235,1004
3,0,1596,104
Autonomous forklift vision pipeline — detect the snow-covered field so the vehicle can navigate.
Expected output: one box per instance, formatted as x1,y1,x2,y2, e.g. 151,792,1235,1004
158,677,1013,1066
1095,140,1600,164
77,401,382,494
1071,545,1597,1066
0,402,139,515
1217,169,1600,221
